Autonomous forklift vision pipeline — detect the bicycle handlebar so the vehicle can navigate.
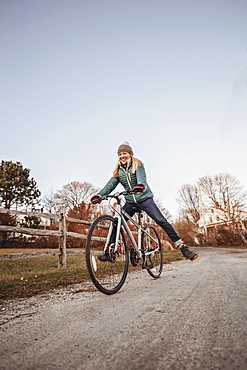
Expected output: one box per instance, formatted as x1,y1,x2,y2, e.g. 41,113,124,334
101,188,137,201
91,186,145,204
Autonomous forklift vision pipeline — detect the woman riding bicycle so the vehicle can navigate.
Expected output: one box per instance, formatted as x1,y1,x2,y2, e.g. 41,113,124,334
91,141,198,262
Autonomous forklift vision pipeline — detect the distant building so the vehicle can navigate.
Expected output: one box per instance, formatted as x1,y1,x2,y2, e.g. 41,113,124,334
197,207,247,244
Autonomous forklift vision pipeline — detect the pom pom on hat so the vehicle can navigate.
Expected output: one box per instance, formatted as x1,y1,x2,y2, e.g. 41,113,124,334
117,141,134,156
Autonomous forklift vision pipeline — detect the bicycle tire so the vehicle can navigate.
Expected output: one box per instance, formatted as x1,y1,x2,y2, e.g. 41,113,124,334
142,224,163,278
86,215,129,294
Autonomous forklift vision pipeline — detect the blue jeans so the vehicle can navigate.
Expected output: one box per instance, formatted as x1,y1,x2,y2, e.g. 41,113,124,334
123,198,181,244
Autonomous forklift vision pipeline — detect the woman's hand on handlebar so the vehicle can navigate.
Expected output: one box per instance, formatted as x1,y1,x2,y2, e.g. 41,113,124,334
91,194,102,204
132,184,146,194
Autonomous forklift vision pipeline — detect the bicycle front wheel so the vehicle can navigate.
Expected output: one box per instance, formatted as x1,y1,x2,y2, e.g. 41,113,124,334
86,215,129,294
142,224,163,278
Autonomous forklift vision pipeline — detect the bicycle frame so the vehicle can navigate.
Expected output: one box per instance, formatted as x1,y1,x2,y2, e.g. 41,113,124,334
107,200,159,259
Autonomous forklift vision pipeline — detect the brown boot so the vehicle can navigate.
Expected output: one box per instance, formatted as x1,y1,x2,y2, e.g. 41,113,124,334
180,245,198,261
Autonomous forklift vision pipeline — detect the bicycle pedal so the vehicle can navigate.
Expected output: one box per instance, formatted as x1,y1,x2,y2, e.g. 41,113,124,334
142,264,154,269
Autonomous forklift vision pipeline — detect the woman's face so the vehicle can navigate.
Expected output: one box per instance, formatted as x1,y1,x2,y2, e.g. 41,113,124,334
118,151,131,165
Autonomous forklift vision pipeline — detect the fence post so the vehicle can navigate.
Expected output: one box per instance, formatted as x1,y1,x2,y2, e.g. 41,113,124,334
58,206,67,270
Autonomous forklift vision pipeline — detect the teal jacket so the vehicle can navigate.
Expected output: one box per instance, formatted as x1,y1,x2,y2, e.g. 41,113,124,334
98,161,153,204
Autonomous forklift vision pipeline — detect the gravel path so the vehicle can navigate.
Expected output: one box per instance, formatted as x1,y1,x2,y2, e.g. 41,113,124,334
1,247,247,370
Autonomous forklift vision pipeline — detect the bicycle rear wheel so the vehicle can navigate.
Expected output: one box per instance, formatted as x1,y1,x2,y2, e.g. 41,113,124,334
142,224,163,278
86,215,129,294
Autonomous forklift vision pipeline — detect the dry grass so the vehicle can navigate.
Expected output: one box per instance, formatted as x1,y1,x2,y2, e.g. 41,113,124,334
0,249,183,301
0,253,88,301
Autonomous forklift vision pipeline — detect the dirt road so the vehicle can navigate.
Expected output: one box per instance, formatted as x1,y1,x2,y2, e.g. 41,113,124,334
1,247,247,370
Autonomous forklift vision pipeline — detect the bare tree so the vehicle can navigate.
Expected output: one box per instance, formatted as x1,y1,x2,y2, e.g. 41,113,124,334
199,173,247,244
42,189,59,214
176,184,201,224
199,173,247,214
54,181,99,211
42,181,100,220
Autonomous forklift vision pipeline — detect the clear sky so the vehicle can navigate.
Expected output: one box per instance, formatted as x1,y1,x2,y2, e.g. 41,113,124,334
1,0,247,218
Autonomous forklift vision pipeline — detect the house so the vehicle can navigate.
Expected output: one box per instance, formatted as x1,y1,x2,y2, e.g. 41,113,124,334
198,207,247,227
197,206,247,244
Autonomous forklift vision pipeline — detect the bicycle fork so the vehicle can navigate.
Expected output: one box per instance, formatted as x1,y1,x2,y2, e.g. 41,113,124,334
104,204,124,256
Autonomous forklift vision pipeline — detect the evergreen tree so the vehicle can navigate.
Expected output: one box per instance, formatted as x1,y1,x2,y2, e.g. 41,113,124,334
0,160,41,209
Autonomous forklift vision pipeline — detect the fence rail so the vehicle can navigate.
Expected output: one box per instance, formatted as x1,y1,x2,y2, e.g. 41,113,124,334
0,207,59,221
0,207,169,269
0,207,90,270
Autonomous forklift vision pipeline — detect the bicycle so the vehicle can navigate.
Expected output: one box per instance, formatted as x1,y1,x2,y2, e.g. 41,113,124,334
86,189,163,294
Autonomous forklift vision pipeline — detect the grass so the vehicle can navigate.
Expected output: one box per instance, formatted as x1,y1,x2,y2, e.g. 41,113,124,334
0,252,88,302
0,249,183,302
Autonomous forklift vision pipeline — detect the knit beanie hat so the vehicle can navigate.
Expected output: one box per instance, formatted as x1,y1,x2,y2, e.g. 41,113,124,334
117,141,133,156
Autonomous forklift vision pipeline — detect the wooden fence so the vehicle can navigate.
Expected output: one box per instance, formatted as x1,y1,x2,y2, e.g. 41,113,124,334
0,207,91,270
